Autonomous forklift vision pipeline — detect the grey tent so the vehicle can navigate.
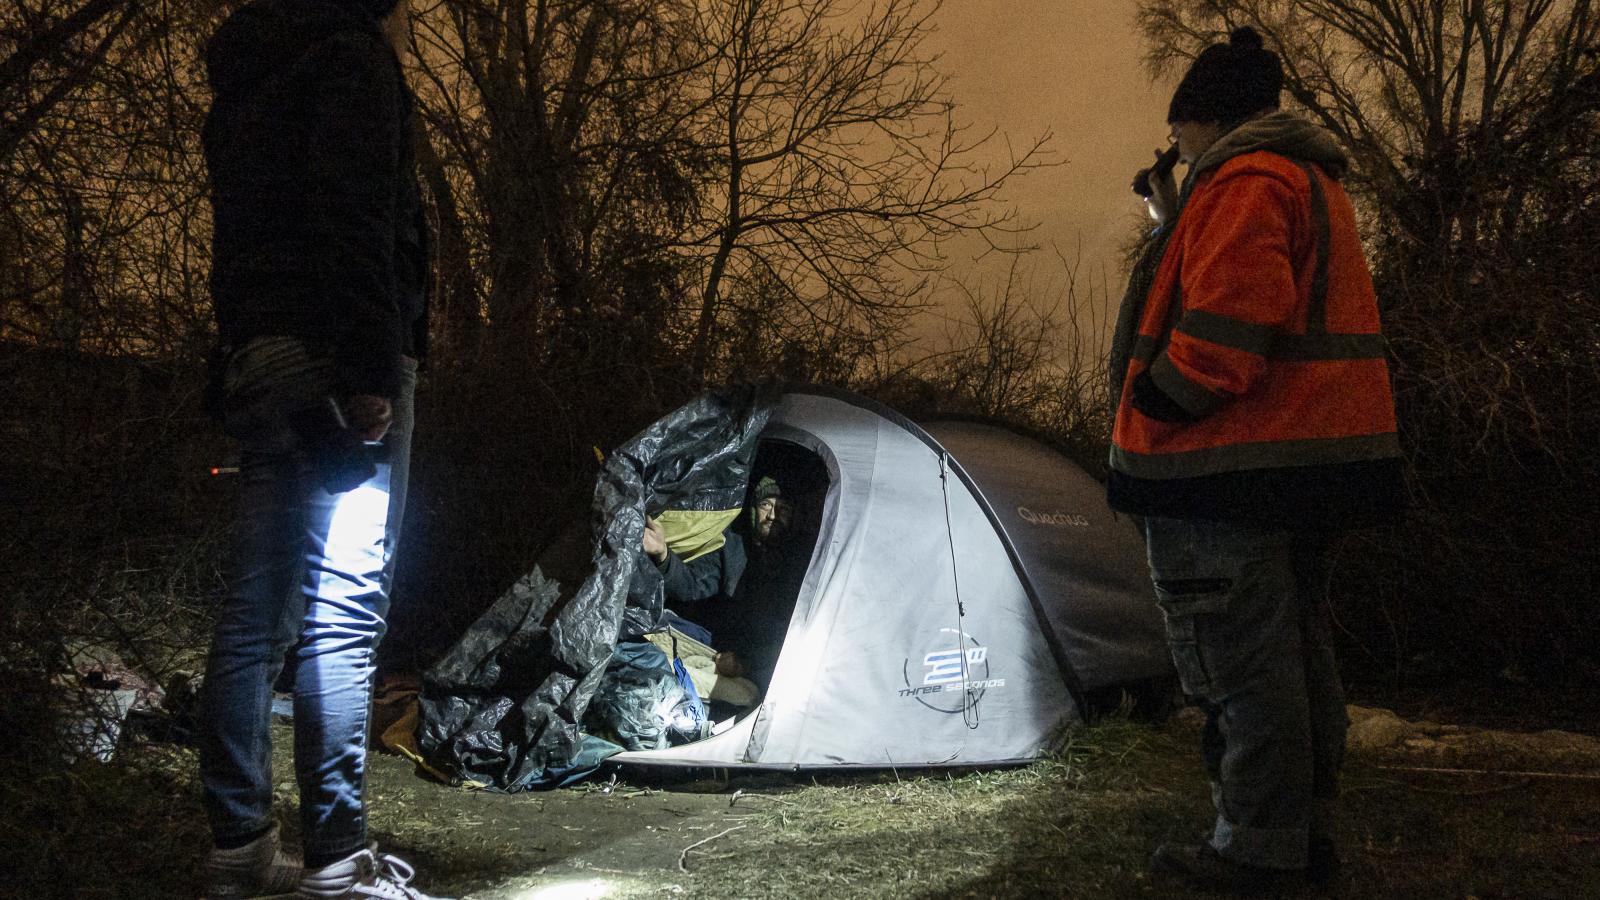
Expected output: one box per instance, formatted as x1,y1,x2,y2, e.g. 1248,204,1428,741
418,385,1171,787
609,387,1171,771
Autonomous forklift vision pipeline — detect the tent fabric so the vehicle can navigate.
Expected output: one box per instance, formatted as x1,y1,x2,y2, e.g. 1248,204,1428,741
919,420,1171,691
415,387,773,791
714,392,1078,768
417,384,1171,787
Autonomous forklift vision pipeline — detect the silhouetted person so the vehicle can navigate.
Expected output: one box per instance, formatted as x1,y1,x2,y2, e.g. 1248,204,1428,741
196,0,445,896
1111,26,1403,894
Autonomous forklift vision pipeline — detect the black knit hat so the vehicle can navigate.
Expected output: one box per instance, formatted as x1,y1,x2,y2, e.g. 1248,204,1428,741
343,0,402,19
1167,27,1283,124
752,476,782,504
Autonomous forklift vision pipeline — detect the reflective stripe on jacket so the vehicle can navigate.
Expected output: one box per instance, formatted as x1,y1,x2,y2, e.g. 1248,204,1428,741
1109,148,1402,527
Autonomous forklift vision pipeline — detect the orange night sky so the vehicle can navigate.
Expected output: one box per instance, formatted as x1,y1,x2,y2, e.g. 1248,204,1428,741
924,0,1176,335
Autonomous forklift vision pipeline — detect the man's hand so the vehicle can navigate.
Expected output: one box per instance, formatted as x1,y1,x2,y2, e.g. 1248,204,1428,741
642,516,668,563
1136,148,1179,226
343,395,393,442
714,651,745,679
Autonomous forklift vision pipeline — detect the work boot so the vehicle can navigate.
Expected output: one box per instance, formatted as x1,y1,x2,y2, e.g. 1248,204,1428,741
1149,842,1304,895
1307,836,1340,886
203,823,301,899
298,848,451,899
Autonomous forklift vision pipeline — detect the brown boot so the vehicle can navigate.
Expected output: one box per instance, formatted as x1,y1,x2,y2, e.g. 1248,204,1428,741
203,824,301,899
1149,842,1304,895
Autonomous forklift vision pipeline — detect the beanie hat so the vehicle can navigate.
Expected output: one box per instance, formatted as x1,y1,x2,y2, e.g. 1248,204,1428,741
1167,27,1283,124
752,476,782,505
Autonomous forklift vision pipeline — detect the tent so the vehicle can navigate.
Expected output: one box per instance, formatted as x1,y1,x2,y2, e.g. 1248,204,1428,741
417,385,1170,788
609,387,1171,771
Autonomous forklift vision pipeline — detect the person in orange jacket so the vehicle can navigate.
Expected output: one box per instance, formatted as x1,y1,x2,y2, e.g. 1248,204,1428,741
1111,27,1403,893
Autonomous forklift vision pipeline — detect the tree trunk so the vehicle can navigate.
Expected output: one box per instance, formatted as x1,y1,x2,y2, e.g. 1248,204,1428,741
414,130,482,367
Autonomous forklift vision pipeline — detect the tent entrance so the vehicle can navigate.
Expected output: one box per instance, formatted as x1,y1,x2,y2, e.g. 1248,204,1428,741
663,436,830,733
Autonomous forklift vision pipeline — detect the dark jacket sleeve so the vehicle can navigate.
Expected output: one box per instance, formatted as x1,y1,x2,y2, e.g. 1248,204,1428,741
302,33,404,398
658,531,748,605
1131,369,1200,423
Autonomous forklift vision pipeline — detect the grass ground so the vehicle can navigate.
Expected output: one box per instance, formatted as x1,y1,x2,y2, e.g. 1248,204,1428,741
4,710,1597,899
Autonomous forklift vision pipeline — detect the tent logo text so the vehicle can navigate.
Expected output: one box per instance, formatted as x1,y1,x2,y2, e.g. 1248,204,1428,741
900,628,1005,713
1016,506,1090,528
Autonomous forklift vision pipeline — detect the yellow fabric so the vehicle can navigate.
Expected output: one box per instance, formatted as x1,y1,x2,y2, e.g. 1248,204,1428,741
655,508,741,563
644,623,717,661
644,626,761,709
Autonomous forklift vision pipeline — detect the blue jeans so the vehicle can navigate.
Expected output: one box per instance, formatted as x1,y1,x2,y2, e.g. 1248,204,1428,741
1143,516,1347,871
200,350,416,863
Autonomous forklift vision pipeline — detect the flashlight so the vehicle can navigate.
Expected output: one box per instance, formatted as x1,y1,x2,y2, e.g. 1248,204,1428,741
1132,141,1181,198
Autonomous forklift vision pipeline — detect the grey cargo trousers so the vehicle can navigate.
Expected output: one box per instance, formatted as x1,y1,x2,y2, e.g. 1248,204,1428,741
1143,516,1347,871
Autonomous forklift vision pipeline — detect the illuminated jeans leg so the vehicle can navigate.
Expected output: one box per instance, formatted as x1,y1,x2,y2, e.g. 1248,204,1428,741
200,429,313,847
199,359,415,860
1143,516,1347,871
294,359,415,863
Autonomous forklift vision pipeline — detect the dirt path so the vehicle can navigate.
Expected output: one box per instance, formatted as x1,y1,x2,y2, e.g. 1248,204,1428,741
353,708,1600,899
362,751,769,899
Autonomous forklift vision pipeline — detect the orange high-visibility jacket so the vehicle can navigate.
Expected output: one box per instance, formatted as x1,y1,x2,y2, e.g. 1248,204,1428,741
1108,148,1402,527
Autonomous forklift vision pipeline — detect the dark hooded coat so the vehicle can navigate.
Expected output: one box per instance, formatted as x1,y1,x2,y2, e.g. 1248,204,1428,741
202,0,429,399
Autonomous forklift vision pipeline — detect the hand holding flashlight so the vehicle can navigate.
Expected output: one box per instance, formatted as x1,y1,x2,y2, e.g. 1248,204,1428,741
343,395,393,442
1133,144,1181,226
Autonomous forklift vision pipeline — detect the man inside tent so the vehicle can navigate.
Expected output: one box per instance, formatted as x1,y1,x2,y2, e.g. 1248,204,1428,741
642,476,797,685
644,476,792,608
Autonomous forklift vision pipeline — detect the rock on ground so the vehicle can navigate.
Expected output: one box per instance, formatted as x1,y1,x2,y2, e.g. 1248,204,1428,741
1346,705,1600,771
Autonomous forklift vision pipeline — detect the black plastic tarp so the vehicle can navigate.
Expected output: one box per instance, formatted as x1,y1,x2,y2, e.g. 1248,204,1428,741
416,386,773,790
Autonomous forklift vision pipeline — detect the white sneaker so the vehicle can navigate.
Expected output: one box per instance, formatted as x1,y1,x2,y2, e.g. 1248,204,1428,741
297,848,451,899
203,823,301,899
